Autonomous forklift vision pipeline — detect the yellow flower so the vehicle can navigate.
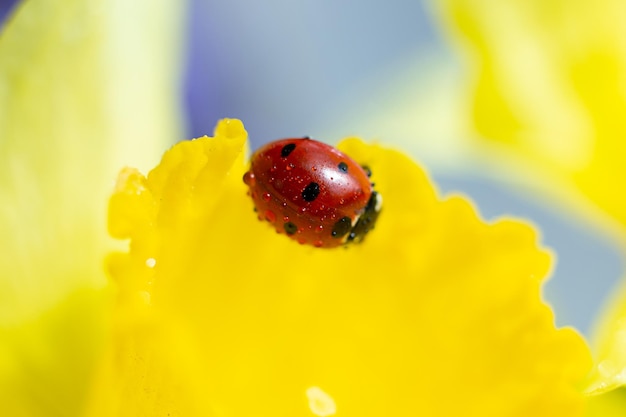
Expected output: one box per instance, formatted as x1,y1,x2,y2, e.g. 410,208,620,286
0,0,183,414
85,118,592,416
0,0,593,416
434,0,626,398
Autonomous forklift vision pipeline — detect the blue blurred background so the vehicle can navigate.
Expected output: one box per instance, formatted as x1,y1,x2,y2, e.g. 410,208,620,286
0,0,15,24
1,0,622,337
184,0,440,146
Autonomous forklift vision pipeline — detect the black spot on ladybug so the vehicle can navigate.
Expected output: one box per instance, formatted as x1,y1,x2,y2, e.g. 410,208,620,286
302,182,320,202
281,143,296,158
361,165,372,177
331,216,352,238
284,222,298,235
338,162,348,172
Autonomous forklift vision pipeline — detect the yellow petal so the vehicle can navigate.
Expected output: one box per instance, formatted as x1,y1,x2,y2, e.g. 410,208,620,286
586,278,626,394
434,0,626,395
585,387,626,417
434,0,626,225
0,0,184,321
94,119,592,416
0,289,108,416
0,0,183,414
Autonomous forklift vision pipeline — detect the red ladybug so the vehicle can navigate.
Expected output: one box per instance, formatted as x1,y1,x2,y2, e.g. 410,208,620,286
243,137,382,248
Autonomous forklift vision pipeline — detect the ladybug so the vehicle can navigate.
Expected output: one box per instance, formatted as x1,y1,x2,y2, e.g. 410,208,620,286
243,137,382,248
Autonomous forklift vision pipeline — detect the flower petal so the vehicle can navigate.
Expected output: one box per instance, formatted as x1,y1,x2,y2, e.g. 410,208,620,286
585,387,626,416
96,119,592,416
434,0,626,394
0,0,184,414
433,0,626,229
0,0,184,321
586,279,626,394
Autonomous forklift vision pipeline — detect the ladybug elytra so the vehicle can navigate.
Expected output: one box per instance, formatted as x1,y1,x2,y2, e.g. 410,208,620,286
243,137,382,248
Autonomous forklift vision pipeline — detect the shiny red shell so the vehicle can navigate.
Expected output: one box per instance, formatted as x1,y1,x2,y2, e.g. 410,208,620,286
243,138,380,248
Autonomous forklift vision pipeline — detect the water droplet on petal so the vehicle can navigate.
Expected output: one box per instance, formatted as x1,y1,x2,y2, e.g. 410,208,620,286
306,386,336,416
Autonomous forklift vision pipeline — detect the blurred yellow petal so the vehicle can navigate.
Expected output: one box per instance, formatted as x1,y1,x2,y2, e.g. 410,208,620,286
585,387,626,417
586,280,626,394
92,118,592,416
433,0,626,225
0,0,183,414
434,0,626,394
